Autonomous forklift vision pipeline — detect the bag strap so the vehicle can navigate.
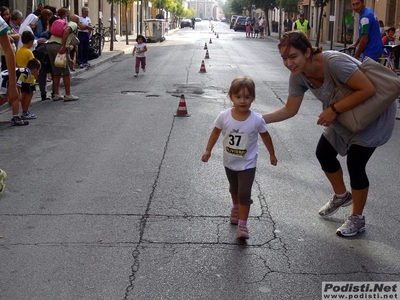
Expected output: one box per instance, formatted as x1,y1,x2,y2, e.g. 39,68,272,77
323,51,360,93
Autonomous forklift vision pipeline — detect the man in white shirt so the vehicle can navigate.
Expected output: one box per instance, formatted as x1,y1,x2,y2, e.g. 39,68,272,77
78,7,93,68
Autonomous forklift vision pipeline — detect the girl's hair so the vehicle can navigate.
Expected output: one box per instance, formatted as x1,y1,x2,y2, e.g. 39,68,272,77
228,76,256,100
278,31,322,56
387,27,395,33
136,34,145,42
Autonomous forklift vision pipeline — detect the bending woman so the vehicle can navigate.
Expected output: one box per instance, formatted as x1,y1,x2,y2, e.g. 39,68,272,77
262,31,396,237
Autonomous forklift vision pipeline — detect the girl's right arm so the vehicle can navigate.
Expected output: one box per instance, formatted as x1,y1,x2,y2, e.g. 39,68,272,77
132,46,136,55
201,127,221,162
262,94,303,124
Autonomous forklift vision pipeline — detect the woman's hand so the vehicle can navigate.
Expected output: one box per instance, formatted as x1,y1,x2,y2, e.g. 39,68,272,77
58,46,66,54
317,106,337,127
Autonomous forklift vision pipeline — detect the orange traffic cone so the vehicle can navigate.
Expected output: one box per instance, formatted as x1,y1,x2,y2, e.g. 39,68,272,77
174,94,190,117
217,34,219,38
204,43,208,50
209,38,212,44
214,31,217,36
205,50,210,59
199,60,207,73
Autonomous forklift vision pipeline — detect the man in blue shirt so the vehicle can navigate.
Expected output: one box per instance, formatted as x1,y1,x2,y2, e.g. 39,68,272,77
350,0,382,61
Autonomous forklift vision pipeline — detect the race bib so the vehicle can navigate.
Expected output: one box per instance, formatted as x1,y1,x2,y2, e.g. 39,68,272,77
223,132,249,157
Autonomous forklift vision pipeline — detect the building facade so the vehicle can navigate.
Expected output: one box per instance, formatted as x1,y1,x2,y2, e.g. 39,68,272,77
187,0,221,20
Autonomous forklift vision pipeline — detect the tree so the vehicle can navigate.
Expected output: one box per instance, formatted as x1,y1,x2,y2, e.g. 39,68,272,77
107,0,139,46
314,0,330,46
230,0,248,15
281,0,298,16
120,0,135,45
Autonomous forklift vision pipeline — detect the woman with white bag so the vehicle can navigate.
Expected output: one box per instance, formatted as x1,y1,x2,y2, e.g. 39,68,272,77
262,31,396,237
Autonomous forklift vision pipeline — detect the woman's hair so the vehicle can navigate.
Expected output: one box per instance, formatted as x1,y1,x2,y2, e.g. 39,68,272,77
228,76,256,100
44,5,57,15
136,34,145,42
0,6,9,24
40,8,53,29
278,31,322,56
57,7,69,19
40,8,53,20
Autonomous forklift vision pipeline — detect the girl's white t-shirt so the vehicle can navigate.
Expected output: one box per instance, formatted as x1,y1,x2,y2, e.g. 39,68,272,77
135,42,146,57
214,108,268,171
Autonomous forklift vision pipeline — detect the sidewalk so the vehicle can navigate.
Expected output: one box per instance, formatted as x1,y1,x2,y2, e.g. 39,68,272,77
0,35,135,121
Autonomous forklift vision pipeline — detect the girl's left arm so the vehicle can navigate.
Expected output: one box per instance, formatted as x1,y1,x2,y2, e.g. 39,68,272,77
143,45,148,52
260,131,277,166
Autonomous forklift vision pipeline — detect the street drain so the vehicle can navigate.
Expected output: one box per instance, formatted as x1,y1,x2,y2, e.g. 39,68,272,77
146,95,160,97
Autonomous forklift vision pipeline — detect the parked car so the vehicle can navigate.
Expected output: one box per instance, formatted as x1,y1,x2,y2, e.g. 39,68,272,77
195,17,202,22
181,19,192,28
220,17,226,22
233,17,247,31
230,15,240,29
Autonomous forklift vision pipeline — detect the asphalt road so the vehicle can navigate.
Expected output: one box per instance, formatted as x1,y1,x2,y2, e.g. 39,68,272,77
1,21,400,300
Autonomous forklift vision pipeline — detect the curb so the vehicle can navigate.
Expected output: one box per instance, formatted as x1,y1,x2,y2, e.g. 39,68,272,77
0,49,127,119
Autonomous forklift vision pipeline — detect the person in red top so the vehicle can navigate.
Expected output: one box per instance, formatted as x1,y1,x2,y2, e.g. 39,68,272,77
382,27,395,58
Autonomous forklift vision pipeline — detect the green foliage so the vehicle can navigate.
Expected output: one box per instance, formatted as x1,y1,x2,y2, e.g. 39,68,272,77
280,0,299,13
254,0,277,14
314,0,330,8
230,0,248,15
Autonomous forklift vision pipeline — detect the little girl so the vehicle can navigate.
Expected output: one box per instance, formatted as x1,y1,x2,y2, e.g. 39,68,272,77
201,76,278,240
132,35,147,77
245,19,252,38
382,27,395,58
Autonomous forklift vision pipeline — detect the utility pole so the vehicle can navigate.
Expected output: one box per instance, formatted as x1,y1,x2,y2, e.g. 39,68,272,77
98,0,102,56
278,0,282,39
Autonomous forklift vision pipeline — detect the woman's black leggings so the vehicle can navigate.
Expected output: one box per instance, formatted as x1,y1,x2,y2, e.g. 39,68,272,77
315,135,376,190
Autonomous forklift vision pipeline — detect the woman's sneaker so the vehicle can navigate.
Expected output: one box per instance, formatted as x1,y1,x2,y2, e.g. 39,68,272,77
63,94,79,101
53,94,64,101
336,214,365,237
318,192,353,217
10,116,29,126
237,225,249,239
0,168,7,194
